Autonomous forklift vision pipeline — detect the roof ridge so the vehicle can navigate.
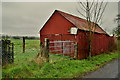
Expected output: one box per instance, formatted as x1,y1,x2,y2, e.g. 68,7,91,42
56,10,87,21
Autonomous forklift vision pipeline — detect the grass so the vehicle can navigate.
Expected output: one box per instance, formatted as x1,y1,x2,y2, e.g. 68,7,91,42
11,39,40,64
2,39,120,78
0,66,1,79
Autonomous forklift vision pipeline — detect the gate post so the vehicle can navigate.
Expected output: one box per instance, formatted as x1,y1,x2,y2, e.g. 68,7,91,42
44,38,49,62
74,42,78,59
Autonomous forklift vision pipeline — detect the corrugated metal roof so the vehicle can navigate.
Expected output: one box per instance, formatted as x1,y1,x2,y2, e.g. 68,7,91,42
56,10,107,34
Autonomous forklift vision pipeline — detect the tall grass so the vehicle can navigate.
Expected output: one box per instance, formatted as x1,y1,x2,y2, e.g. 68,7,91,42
2,39,120,78
10,39,40,64
2,51,119,78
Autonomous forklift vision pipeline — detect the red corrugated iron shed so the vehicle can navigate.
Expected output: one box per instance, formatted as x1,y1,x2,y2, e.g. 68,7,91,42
40,10,116,59
57,10,107,34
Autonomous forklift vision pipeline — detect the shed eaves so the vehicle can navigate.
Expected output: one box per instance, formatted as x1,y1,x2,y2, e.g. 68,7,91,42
56,10,107,34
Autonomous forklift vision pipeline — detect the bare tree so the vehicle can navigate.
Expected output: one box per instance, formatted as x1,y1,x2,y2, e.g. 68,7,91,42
113,14,120,39
77,0,108,59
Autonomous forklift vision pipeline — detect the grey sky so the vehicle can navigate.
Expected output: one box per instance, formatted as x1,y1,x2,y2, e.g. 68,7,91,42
2,2,118,37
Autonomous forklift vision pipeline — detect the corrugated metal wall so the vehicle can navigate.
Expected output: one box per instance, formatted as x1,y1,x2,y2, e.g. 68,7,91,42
40,10,116,59
40,31,116,59
40,11,75,35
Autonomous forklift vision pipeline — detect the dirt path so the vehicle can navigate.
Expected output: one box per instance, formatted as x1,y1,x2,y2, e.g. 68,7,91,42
83,58,119,78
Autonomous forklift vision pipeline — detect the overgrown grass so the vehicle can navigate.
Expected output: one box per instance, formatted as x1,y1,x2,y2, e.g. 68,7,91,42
2,39,120,78
0,66,1,79
10,39,40,64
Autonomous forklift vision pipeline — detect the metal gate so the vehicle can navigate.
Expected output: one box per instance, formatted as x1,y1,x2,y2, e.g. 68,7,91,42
49,40,78,58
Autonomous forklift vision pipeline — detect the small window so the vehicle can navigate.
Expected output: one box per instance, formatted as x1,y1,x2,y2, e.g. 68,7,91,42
70,27,78,35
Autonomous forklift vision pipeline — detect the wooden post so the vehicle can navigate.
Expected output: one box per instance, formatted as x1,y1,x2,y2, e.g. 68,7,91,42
23,37,25,53
8,42,10,63
2,40,4,65
5,40,8,64
74,42,78,59
44,38,49,62
12,43,14,63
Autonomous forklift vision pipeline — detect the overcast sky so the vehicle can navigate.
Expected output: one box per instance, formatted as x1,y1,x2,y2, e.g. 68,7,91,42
2,2,118,37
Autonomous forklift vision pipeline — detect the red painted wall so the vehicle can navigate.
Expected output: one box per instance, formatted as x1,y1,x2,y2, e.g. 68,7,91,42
40,11,75,43
40,11,75,35
40,11,116,59
40,32,116,59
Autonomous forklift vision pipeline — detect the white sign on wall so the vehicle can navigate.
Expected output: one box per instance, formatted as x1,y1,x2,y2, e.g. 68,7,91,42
70,27,78,35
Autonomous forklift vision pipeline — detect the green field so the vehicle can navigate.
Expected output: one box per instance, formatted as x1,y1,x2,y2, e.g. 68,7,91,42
2,39,120,78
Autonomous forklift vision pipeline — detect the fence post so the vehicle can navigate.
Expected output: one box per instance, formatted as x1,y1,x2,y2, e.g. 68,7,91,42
44,38,49,62
5,40,8,64
2,40,14,65
23,37,25,53
8,41,11,63
12,43,14,63
74,42,78,59
2,40,5,65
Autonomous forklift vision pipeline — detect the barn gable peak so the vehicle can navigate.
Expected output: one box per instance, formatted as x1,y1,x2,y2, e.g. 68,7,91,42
40,10,108,35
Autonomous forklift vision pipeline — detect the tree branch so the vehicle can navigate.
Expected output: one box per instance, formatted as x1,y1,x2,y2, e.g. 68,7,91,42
97,2,108,23
76,8,86,18
77,2,87,12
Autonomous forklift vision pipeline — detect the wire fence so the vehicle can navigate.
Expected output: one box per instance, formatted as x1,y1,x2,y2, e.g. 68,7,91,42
1,40,14,65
